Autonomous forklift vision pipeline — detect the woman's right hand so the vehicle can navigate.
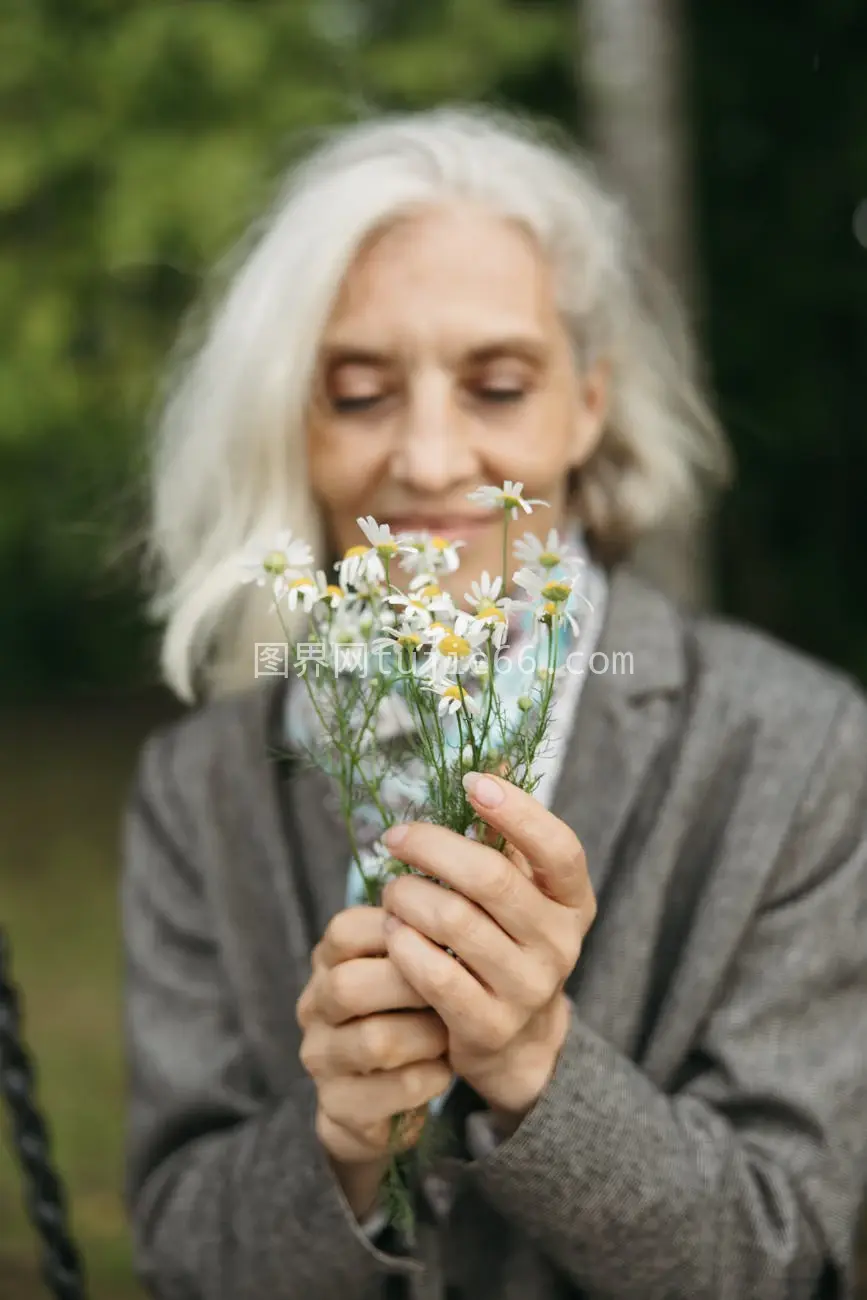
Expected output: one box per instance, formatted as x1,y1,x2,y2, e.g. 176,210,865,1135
296,906,452,1221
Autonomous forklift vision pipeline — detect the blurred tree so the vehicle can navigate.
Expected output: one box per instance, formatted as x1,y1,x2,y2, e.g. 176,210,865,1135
579,0,718,611
690,1,867,676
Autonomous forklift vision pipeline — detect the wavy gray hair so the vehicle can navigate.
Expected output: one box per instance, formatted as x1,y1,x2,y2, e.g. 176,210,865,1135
147,104,731,701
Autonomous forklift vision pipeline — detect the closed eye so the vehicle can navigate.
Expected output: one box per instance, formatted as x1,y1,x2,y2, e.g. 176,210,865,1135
475,386,527,404
330,393,385,413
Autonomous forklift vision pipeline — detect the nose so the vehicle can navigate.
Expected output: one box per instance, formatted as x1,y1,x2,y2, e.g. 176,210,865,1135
389,370,476,493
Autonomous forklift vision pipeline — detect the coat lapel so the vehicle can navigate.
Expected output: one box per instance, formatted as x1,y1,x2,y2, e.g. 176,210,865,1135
550,566,688,905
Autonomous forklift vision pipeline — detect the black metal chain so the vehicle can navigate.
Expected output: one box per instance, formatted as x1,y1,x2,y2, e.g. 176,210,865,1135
0,926,88,1300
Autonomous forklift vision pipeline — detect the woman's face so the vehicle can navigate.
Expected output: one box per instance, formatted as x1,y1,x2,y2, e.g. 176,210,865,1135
307,203,608,597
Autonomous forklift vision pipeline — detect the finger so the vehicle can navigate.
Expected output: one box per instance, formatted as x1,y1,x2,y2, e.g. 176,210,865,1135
387,921,514,1051
383,875,545,1004
318,1058,453,1134
382,822,555,946
318,956,428,1025
314,907,390,972
461,772,592,912
316,1105,428,1165
476,822,532,878
301,1009,448,1078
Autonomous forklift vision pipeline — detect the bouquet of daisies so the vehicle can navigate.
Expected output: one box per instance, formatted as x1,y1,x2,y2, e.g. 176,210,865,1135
240,482,591,1235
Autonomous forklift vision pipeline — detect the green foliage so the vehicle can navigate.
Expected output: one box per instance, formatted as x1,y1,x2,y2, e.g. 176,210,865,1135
0,0,575,696
1,0,865,692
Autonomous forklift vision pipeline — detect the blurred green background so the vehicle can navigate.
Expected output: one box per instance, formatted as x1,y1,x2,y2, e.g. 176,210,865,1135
1,1,866,1296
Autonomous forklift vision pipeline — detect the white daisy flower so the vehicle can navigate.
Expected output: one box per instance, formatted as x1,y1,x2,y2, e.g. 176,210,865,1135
239,530,314,597
460,577,513,649
356,840,401,887
357,515,411,562
328,606,365,646
421,619,453,648
465,480,548,520
534,602,582,638
337,516,415,588
371,623,426,656
417,616,489,682
283,573,319,612
337,544,378,590
312,570,345,609
397,534,464,575
464,571,503,609
423,677,481,718
386,587,453,630
513,566,575,607
513,529,585,576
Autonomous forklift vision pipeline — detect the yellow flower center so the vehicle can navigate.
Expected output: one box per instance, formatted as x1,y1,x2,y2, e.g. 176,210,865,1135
421,583,442,598
344,544,368,559
430,536,450,551
443,684,464,702
289,576,314,589
376,540,398,557
540,601,559,621
438,633,471,658
539,551,561,570
263,550,288,574
541,580,572,603
325,584,343,600
397,632,421,649
477,599,506,622
428,621,449,635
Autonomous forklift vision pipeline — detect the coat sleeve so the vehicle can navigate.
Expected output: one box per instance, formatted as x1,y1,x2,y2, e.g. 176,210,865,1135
120,728,422,1300
469,683,867,1300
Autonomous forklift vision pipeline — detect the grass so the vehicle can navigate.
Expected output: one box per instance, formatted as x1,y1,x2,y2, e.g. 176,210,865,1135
0,691,182,1300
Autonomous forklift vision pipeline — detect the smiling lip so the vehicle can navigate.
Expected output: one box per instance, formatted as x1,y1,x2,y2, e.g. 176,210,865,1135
385,515,494,541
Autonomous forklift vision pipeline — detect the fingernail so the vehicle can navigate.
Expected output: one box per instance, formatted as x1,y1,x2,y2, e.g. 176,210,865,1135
383,824,407,847
384,913,402,935
462,772,504,807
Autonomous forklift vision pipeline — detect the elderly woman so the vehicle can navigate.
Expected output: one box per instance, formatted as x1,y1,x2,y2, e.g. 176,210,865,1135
123,106,867,1300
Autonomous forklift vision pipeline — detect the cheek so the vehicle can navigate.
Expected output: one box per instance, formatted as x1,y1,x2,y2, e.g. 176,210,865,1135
307,421,388,510
485,416,576,487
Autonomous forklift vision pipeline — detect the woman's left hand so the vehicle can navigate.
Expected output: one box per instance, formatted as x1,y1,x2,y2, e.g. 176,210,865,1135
380,771,597,1129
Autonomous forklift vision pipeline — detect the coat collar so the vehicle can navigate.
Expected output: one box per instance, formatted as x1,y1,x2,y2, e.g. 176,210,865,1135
549,565,689,897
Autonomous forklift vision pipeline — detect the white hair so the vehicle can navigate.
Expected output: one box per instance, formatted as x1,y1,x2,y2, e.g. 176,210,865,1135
146,103,731,702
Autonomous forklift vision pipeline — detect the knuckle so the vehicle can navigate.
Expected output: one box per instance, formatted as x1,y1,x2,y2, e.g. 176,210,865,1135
476,1012,513,1053
402,1063,439,1108
426,959,458,998
440,891,469,932
551,932,579,981
325,911,353,957
583,889,598,927
299,1032,324,1078
563,832,587,879
295,987,313,1030
518,961,554,1010
327,963,357,1015
485,858,519,906
358,1017,393,1071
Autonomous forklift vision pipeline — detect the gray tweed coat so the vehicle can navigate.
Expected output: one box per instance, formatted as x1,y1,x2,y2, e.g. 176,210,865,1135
121,567,867,1300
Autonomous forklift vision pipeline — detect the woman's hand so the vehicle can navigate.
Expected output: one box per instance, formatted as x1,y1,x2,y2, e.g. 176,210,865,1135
380,772,596,1128
296,905,451,1220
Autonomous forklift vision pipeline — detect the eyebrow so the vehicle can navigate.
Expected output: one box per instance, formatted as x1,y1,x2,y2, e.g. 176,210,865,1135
320,335,549,369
